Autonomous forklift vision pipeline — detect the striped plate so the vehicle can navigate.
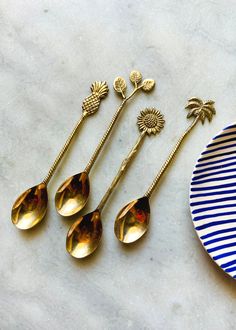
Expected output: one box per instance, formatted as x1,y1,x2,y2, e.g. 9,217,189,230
190,123,236,279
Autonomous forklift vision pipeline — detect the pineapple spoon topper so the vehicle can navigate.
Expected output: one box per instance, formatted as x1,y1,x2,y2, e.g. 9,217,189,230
54,71,156,218
66,108,165,259
11,81,109,230
82,82,109,115
114,98,216,244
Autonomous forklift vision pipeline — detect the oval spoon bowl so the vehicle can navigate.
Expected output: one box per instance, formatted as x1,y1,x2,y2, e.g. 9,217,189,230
114,196,150,243
55,172,90,217
11,182,48,230
66,209,102,258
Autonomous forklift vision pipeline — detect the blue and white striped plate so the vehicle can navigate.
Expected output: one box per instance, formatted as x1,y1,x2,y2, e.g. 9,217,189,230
190,123,236,279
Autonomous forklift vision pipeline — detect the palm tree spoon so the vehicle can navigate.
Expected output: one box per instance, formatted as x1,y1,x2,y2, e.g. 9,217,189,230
66,108,165,258
114,98,216,244
55,71,155,217
11,81,109,230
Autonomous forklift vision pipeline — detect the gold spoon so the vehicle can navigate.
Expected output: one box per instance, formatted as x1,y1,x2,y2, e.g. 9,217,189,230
66,108,165,258
114,98,216,243
55,71,155,217
11,81,109,230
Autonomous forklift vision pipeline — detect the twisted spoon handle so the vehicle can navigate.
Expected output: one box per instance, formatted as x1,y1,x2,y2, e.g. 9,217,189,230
84,87,141,174
144,116,199,198
43,113,87,185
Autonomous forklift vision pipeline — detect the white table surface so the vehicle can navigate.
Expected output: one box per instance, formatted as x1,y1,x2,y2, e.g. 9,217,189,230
1,1,236,329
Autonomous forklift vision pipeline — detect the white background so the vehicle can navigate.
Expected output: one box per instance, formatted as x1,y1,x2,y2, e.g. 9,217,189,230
1,0,236,329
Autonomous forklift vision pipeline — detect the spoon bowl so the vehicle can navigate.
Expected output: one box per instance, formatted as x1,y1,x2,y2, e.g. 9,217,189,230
11,182,48,230
66,209,102,258
55,172,90,217
114,196,150,243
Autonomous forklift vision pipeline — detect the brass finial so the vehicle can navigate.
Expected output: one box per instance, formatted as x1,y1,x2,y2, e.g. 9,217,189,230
186,97,216,123
137,108,165,135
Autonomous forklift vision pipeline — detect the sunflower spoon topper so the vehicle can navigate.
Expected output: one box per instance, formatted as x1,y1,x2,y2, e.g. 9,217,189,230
55,71,155,217
66,108,165,258
11,81,109,230
114,98,216,244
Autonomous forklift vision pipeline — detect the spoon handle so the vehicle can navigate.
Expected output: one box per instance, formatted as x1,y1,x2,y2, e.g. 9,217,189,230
43,113,87,185
144,116,199,198
97,131,146,212
42,81,109,185
144,97,216,198
84,87,141,174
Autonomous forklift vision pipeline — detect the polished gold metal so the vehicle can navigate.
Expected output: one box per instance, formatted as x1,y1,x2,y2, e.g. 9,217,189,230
114,98,216,244
114,196,150,244
11,81,108,230
66,108,165,258
66,209,102,259
55,71,156,217
11,183,48,230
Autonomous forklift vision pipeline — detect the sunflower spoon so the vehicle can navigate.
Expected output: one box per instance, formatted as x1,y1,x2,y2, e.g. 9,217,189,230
114,98,216,244
55,71,155,217
11,81,109,230
66,108,165,258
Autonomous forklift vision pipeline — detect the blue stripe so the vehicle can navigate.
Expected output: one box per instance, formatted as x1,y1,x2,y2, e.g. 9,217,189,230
196,219,236,231
195,156,236,168
200,227,236,239
207,242,236,253
213,131,236,141
220,259,236,268
191,182,236,192
202,143,236,156
192,203,236,215
198,150,236,163
193,160,236,174
193,168,236,181
190,196,236,207
207,137,236,148
190,189,236,199
191,174,236,185
194,211,236,222
224,124,236,130
213,250,236,261
191,123,236,278
225,266,236,273
204,234,236,246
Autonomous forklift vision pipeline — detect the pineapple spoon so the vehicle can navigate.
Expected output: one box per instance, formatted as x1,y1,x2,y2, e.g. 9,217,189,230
55,71,155,217
114,98,216,244
11,81,109,230
66,108,165,258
